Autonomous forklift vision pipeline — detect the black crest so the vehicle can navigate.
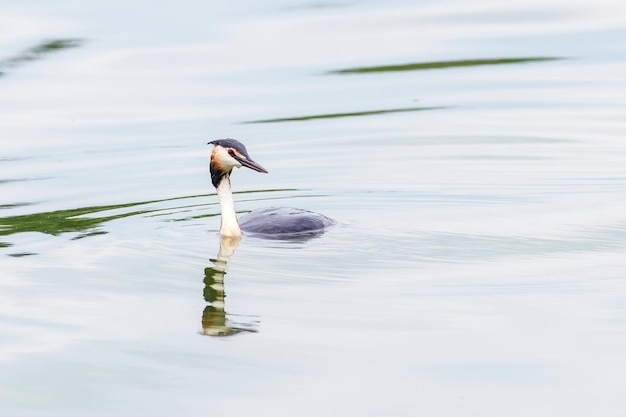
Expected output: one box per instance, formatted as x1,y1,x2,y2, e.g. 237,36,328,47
208,138,251,159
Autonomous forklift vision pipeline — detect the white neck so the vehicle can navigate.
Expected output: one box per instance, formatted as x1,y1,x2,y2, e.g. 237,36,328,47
216,176,242,237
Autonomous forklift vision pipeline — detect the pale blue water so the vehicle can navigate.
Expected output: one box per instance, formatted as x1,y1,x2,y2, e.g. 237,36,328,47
2,0,626,416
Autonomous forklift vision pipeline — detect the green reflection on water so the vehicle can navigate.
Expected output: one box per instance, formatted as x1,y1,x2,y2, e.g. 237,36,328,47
244,106,443,124
0,203,33,209
0,189,299,249
0,38,83,77
0,194,212,244
7,252,37,257
0,203,162,239
328,57,562,74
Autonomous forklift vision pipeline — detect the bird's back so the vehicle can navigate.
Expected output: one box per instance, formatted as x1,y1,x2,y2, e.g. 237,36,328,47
239,207,335,237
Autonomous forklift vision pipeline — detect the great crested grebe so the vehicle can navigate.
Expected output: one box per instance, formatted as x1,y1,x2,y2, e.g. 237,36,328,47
208,138,335,238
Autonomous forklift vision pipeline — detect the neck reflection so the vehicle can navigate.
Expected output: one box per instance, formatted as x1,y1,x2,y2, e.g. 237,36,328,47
201,236,258,336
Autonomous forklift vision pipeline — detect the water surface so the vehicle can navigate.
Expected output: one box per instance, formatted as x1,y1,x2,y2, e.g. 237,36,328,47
2,0,626,416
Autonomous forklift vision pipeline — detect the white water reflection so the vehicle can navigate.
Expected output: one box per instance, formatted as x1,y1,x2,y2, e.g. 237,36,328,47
1,0,626,416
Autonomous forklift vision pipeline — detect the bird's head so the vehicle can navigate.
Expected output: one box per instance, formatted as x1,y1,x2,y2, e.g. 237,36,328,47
208,139,268,187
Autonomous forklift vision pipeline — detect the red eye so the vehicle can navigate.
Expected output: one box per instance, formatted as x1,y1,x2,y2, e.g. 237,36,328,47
228,149,235,156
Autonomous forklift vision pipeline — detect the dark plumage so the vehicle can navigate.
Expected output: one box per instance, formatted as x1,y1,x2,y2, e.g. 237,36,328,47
208,139,252,159
238,207,336,237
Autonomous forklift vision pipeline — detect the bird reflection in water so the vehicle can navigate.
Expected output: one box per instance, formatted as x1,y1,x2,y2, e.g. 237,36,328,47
201,236,259,336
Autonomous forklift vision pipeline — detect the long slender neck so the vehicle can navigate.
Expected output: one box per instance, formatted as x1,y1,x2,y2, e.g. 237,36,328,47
216,175,241,237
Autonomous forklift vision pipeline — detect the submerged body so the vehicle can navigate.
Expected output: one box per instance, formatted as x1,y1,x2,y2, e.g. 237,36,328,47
208,138,334,238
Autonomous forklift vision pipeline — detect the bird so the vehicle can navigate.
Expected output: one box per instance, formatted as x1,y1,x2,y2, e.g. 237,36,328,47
208,138,335,238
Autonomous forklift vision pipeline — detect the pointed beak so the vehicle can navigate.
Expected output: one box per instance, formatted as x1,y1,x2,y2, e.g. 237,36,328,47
234,155,268,173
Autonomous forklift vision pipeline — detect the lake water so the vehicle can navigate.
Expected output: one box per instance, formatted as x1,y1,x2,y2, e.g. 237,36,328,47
2,0,626,416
